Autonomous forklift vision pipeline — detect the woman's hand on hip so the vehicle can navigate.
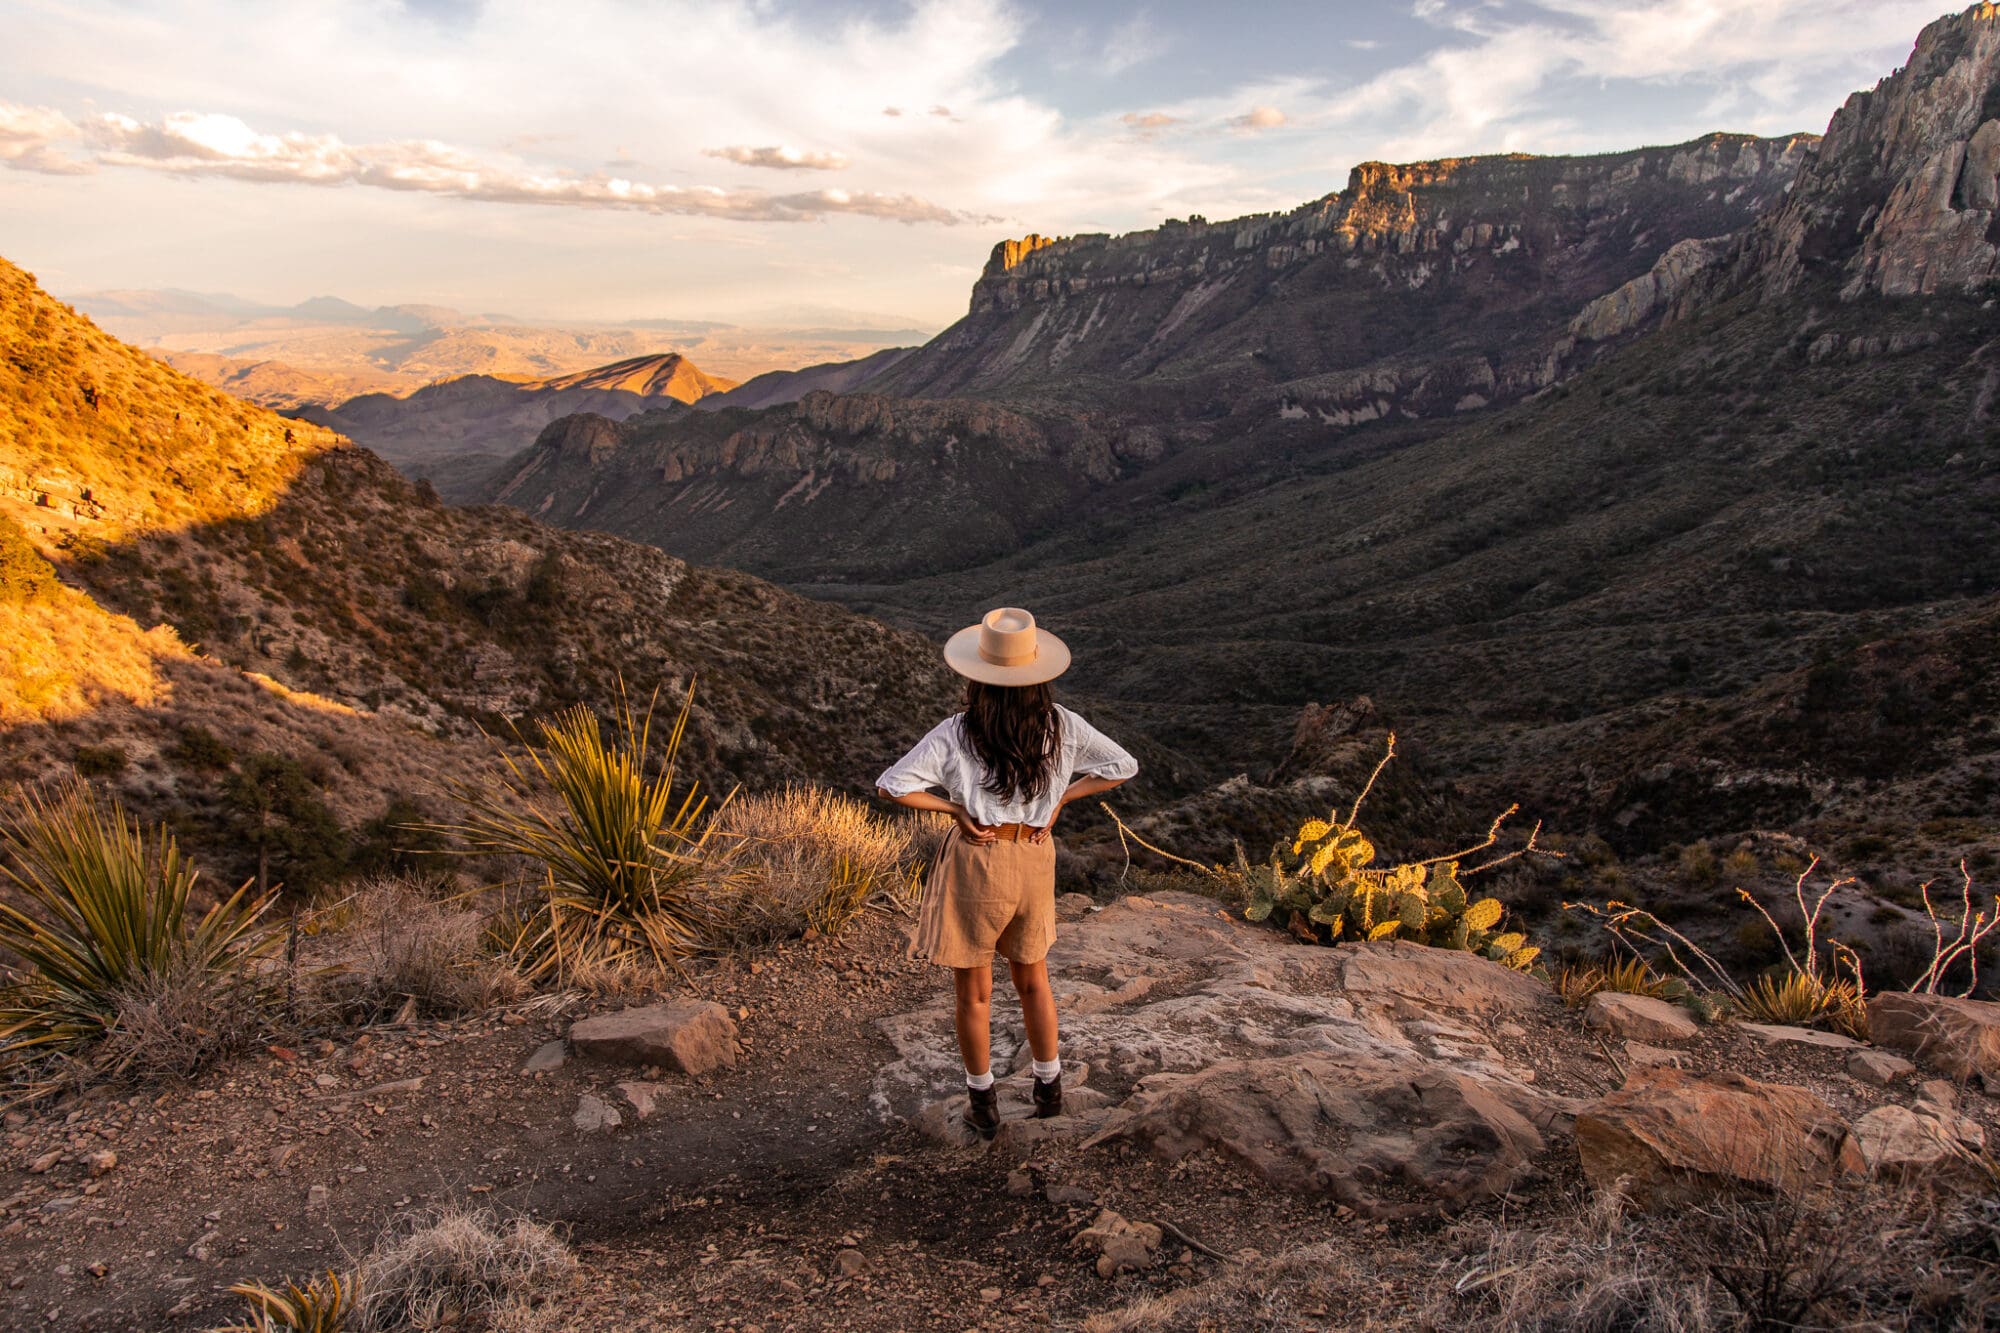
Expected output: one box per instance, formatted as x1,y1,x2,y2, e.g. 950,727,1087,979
955,810,998,844
1030,803,1062,844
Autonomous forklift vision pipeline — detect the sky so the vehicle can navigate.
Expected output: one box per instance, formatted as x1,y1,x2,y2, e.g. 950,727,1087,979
0,0,1964,332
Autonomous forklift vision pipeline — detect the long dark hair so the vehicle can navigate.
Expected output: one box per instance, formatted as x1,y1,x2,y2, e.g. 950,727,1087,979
961,680,1061,804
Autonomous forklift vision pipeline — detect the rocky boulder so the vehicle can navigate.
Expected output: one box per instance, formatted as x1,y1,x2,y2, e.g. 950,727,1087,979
874,892,1569,1219
569,1000,740,1075
1866,992,2000,1083
1583,992,1699,1043
1852,1103,1984,1181
1575,1069,1864,1206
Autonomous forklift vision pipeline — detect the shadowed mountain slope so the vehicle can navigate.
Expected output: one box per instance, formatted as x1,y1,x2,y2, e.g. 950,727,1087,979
0,257,954,885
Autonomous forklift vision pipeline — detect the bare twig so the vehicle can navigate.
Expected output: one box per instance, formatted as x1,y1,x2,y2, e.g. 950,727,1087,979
1101,803,1215,875
1916,862,1998,996
1341,732,1398,832
1153,1216,1237,1264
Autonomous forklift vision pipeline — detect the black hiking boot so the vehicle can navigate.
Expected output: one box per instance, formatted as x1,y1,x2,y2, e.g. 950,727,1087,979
1032,1073,1063,1120
963,1084,1000,1140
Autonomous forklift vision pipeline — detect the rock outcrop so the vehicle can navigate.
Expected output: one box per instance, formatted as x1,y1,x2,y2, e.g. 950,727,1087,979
874,893,1571,1220
1574,1069,1865,1206
1734,4,2000,299
1866,991,2000,1082
869,133,1810,407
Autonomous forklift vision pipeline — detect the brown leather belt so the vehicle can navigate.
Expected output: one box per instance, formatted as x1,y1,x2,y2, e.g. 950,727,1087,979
987,822,1032,842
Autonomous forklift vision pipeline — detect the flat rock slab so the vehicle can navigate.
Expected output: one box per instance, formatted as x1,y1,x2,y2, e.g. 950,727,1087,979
570,1000,740,1075
1867,992,2000,1082
876,892,1567,1217
1085,1052,1552,1220
1584,992,1698,1043
1576,1068,1863,1207
1847,1049,1916,1085
1852,1104,1982,1181
1737,1023,1862,1049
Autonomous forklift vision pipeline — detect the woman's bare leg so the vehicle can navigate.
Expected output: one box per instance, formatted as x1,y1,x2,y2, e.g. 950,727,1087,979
1007,958,1060,1064
953,965,993,1075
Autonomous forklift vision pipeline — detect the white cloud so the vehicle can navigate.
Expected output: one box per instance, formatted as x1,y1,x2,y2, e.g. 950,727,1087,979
0,103,92,175
1229,105,1288,132
4,103,962,222
1102,13,1169,75
705,144,851,171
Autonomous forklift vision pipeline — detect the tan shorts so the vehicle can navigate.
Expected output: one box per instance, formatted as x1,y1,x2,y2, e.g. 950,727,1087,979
909,827,1058,969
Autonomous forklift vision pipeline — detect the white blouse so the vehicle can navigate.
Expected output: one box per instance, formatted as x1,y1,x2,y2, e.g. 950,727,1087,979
875,705,1139,828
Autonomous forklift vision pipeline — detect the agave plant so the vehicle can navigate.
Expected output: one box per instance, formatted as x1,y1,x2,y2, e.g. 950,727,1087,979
0,780,278,1099
212,1272,353,1333
437,686,723,984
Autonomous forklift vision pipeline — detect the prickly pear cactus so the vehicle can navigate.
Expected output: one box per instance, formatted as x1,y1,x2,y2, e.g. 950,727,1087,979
1243,812,1538,970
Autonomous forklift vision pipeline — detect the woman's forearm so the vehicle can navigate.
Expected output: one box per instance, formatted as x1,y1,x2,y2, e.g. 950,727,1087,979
1057,774,1127,809
876,787,970,820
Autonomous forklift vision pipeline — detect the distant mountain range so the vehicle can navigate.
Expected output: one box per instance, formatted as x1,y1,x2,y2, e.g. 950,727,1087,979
67,286,930,407
461,3,2000,874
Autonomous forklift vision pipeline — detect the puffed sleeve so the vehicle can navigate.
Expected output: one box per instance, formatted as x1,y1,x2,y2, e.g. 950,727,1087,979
1063,709,1139,781
875,718,957,796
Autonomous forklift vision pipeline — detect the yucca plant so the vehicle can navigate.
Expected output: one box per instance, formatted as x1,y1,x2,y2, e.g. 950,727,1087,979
435,686,722,984
1740,970,1867,1038
211,1272,352,1333
0,780,277,1101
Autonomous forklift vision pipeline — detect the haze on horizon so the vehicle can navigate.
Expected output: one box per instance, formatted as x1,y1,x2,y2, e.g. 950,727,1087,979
0,0,1958,334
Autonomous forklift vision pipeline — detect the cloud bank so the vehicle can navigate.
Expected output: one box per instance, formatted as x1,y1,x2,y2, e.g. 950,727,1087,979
3,103,960,223
705,144,851,171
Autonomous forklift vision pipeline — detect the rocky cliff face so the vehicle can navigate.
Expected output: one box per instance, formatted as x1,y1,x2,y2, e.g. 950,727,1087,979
868,133,1813,421
1736,3,2000,298
481,389,1170,579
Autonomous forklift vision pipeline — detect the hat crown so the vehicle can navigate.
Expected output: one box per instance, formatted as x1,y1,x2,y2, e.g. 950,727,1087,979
978,607,1039,667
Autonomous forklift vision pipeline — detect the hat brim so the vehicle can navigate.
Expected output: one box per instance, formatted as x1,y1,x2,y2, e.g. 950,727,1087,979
942,624,1071,686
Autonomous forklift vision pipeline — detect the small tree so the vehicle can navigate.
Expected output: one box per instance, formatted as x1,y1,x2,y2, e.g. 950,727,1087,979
221,754,347,896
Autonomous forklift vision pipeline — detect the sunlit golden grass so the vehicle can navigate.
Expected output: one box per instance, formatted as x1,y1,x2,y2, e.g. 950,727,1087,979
708,784,945,945
0,583,179,725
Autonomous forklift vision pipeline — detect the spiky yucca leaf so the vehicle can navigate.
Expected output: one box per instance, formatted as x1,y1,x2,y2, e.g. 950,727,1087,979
1740,969,1865,1035
213,1272,353,1333
0,781,276,1094
434,687,723,984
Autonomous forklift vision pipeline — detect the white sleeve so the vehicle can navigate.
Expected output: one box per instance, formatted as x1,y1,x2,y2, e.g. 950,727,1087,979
1064,709,1139,781
875,719,956,796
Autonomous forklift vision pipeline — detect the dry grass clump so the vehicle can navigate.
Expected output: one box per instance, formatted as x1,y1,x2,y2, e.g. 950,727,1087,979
215,1207,575,1333
310,878,526,1022
1424,1185,1997,1331
706,785,942,946
353,1207,576,1331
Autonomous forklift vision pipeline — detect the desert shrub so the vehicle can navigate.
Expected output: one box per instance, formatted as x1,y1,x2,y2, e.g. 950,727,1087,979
436,688,721,984
1724,845,1761,880
0,780,279,1102
72,743,127,777
312,878,524,1021
1557,956,1683,1008
705,785,937,946
353,1207,574,1331
1109,736,1553,968
0,515,59,605
346,796,446,880
169,723,236,771
222,753,349,896
1677,840,1720,886
217,1207,573,1333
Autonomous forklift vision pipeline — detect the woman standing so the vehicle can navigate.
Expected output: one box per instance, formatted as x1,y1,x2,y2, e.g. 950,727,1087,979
875,608,1138,1139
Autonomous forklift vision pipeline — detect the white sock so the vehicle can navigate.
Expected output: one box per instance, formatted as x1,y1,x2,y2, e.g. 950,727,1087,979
1032,1057,1061,1083
965,1069,995,1090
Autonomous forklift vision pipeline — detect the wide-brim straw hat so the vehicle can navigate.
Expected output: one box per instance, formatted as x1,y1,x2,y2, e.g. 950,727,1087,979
943,607,1071,686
